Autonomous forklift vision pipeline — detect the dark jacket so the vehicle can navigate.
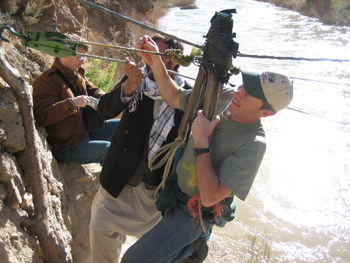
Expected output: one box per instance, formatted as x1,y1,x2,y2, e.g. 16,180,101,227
98,77,191,198
32,59,105,148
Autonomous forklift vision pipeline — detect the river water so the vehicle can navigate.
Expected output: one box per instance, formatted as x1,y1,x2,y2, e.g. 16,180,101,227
158,0,350,262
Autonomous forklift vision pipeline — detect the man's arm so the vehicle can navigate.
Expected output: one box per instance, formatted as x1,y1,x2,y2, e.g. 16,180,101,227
122,59,143,96
137,35,182,109
191,110,232,207
138,35,231,205
97,60,143,119
33,75,80,126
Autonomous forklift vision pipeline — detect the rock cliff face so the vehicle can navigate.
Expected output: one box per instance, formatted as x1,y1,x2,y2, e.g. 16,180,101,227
0,1,194,262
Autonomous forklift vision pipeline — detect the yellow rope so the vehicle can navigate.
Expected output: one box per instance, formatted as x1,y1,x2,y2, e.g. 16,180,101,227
149,67,209,196
198,200,207,234
149,137,184,196
67,38,164,56
65,38,200,67
75,52,127,63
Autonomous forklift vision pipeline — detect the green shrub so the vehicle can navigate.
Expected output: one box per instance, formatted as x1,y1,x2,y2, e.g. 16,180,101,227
331,0,350,25
15,0,53,26
84,59,117,92
304,0,311,10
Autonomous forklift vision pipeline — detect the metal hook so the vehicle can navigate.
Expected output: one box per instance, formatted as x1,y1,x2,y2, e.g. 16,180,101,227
0,25,29,43
0,26,10,42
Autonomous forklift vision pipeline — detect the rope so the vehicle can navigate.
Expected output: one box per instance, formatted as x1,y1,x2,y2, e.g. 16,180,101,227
72,39,197,67
75,40,350,65
167,70,196,81
77,52,349,126
76,52,201,82
149,138,183,195
149,66,221,199
69,39,164,56
75,52,126,63
76,50,350,89
149,67,209,195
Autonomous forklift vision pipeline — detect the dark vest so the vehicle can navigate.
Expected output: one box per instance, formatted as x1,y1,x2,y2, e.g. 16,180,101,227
99,84,190,198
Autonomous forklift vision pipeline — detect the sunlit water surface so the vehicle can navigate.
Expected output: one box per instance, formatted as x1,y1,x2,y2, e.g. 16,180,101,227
158,0,350,262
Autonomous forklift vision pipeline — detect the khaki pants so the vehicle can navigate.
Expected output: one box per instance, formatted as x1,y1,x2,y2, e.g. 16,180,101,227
89,183,162,263
90,228,126,263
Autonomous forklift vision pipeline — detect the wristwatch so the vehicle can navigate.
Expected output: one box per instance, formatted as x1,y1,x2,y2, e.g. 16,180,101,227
193,147,211,157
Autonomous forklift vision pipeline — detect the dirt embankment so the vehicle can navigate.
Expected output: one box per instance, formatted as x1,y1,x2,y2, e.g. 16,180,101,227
0,1,195,262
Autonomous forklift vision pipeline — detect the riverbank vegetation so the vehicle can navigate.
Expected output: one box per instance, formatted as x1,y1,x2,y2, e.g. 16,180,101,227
85,59,117,92
258,0,350,26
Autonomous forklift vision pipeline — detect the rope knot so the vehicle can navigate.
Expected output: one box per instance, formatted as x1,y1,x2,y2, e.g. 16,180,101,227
164,47,202,67
187,194,223,234
187,195,223,219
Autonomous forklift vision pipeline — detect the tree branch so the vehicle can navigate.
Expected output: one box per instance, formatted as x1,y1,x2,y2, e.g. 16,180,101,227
0,45,72,263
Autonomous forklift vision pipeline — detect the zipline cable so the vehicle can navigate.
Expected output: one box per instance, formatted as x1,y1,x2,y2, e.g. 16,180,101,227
77,52,198,81
77,51,349,91
77,0,203,48
73,40,164,56
77,0,350,64
286,106,349,125
238,53,350,63
78,55,348,125
290,76,350,87
2,2,348,64
2,5,348,125
76,52,126,63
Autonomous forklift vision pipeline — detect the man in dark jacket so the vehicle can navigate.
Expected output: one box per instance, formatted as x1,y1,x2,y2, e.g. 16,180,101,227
33,43,118,164
89,35,192,263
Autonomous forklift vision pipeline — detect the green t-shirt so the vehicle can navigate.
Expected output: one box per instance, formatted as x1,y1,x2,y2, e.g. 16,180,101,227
177,87,266,201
